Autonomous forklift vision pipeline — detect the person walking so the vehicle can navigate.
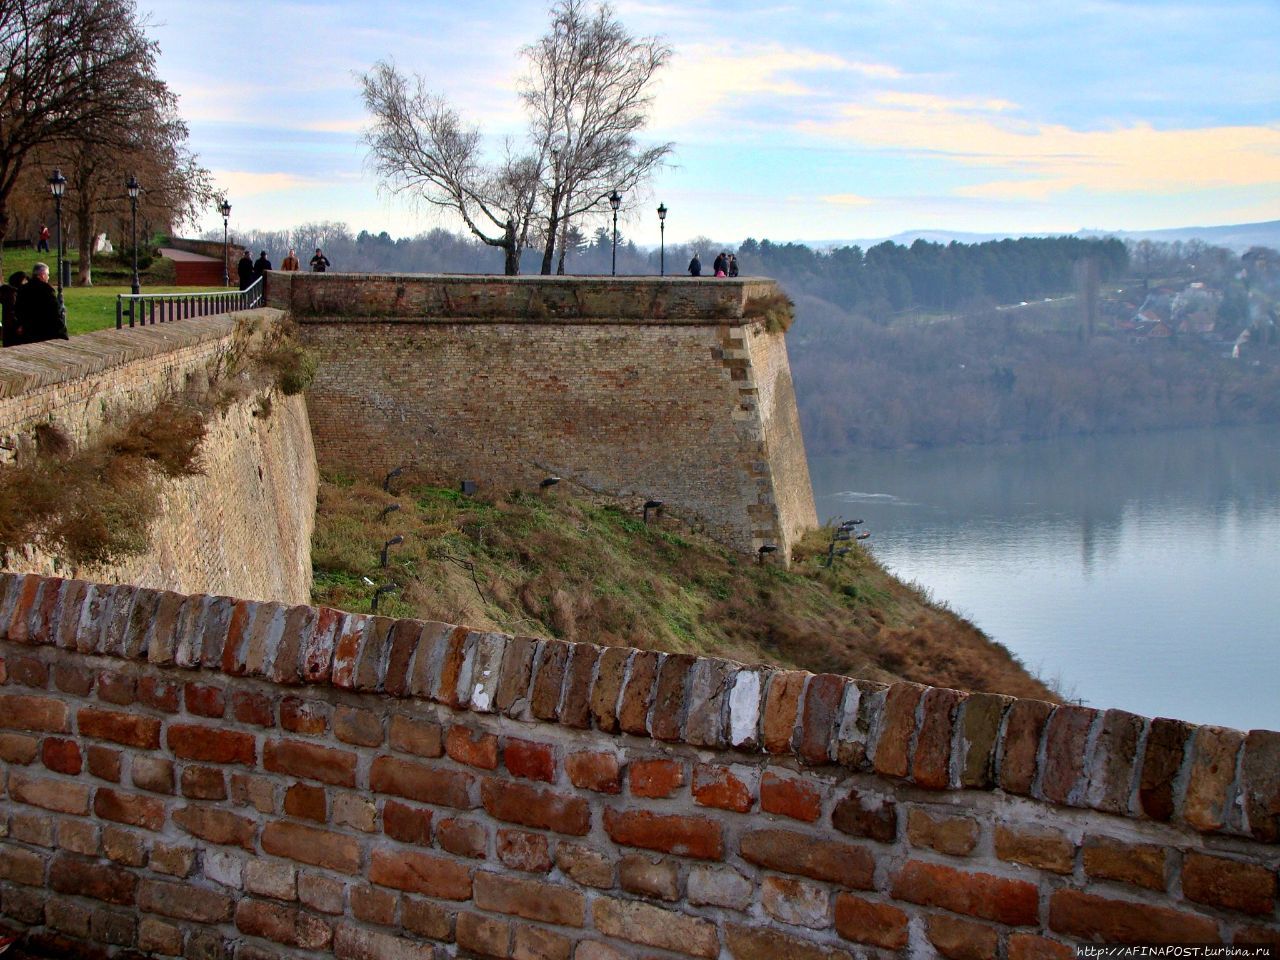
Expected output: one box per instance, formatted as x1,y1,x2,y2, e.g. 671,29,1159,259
14,263,68,344
237,250,254,290
728,253,739,277
309,248,330,272
36,224,50,253
688,252,702,277
281,249,300,271
1,271,27,346
253,250,272,280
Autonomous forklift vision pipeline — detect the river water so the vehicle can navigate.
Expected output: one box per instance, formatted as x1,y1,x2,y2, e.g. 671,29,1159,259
808,425,1280,732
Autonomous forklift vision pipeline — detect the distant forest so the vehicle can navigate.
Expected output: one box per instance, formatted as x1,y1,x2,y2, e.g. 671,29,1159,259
221,222,1280,452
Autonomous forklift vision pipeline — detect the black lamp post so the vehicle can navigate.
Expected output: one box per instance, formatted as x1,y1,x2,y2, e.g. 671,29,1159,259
219,198,232,287
126,174,141,295
48,168,66,322
657,203,667,277
609,190,622,276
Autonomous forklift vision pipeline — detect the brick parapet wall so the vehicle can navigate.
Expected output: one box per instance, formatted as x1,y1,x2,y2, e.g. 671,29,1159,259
0,572,1275,958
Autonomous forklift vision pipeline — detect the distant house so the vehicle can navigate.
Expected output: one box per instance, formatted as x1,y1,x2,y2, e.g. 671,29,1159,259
1146,320,1173,338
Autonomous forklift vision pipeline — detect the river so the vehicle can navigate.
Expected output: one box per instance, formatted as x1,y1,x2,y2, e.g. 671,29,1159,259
808,425,1280,732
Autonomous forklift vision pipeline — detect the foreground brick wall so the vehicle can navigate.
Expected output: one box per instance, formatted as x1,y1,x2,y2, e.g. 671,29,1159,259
0,572,1275,959
0,311,317,605
270,272,817,561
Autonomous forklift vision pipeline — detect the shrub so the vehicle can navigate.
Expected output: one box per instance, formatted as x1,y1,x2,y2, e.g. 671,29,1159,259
744,291,796,333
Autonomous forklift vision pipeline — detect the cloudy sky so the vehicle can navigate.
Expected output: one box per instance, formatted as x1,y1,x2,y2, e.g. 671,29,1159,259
140,0,1280,246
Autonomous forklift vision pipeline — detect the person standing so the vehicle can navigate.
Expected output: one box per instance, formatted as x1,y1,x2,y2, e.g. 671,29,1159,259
712,252,728,277
14,263,68,344
728,253,739,277
1,271,27,346
253,250,272,280
309,248,330,272
281,249,300,271
237,250,254,290
688,252,702,277
36,224,50,253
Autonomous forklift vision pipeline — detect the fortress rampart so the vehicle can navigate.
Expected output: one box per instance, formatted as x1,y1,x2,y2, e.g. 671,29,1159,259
0,571,1276,959
267,273,817,561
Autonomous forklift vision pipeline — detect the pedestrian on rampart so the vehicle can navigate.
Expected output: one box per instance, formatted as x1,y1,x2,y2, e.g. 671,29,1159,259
237,250,254,290
0,271,27,347
688,252,702,277
253,250,272,280
713,252,728,277
728,253,739,277
310,248,330,273
14,263,68,344
281,249,300,271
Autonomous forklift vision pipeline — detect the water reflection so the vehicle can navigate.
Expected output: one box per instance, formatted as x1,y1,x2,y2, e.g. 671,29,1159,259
810,426,1280,731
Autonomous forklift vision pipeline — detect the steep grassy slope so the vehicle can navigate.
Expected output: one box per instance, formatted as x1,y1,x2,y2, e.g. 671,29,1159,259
312,475,1054,700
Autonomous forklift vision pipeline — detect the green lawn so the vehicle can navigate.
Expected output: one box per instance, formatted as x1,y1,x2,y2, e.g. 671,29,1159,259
62,285,223,336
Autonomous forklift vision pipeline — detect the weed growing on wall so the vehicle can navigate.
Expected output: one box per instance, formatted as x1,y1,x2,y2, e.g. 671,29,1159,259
744,291,796,333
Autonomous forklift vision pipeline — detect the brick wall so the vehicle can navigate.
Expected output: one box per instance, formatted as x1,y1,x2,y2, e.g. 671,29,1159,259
1,572,1275,959
271,272,817,561
0,311,317,605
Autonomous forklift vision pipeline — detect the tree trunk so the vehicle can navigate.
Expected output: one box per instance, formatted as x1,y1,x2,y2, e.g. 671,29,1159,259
0,203,8,276
504,244,521,276
76,211,95,286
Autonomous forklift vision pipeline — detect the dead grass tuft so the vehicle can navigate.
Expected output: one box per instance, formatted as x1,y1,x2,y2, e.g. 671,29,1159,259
744,291,796,334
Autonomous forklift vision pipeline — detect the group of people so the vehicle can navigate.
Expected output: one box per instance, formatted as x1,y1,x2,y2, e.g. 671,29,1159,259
0,263,69,347
235,247,331,290
687,251,739,277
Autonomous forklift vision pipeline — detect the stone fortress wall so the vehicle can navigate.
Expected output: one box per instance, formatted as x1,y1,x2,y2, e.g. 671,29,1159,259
0,571,1275,960
267,273,817,561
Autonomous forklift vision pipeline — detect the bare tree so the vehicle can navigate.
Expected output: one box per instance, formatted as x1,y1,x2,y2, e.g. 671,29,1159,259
0,0,165,273
359,0,671,276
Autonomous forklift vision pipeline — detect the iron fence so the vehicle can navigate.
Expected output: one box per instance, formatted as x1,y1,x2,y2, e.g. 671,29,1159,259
115,276,264,329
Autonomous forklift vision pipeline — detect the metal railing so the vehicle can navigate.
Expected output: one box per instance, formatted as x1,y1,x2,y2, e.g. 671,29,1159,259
115,276,264,329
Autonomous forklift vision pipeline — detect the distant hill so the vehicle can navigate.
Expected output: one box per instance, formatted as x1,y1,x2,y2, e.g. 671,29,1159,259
807,219,1280,254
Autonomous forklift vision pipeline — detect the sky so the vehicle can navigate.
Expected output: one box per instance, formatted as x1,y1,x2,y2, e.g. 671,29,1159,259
139,0,1280,247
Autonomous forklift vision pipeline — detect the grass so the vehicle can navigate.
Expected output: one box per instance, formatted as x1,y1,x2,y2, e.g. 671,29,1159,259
62,286,224,336
311,476,1057,699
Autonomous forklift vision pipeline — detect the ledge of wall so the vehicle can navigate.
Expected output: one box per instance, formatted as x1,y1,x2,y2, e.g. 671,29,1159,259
0,572,1275,959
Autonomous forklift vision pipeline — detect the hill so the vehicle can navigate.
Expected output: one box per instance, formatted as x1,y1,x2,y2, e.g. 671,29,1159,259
310,475,1055,700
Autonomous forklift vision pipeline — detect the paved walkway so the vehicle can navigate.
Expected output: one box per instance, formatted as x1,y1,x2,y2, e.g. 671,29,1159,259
157,247,220,262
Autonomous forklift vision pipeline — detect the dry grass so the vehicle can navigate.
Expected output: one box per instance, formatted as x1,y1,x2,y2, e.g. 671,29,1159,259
312,476,1055,700
744,291,797,334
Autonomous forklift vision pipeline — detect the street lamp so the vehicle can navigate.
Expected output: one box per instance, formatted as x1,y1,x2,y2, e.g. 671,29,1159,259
609,190,622,276
219,198,232,287
48,168,66,324
657,203,667,277
126,174,141,295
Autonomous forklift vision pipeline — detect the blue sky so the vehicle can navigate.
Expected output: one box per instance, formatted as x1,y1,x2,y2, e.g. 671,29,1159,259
140,0,1280,245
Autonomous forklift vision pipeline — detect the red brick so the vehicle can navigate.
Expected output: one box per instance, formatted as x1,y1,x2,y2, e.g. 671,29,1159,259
1181,852,1276,916
0,731,37,763
798,673,847,764
741,827,874,888
181,765,228,801
927,914,999,960
995,825,1074,874
565,751,622,793
0,847,46,886
138,878,234,922
498,829,552,873
285,783,327,821
130,755,173,794
402,896,453,939
692,764,752,812
458,912,511,957
231,770,275,812
167,723,255,765
1008,935,1075,960
77,707,160,750
560,643,600,729
1040,704,1096,805
530,639,570,720
184,682,226,717
136,676,179,713
53,663,94,696
172,804,256,849
372,755,475,809
726,923,849,960
281,696,328,734
834,893,907,949
0,694,69,732
1049,889,1218,943
446,725,499,769
334,704,383,746
11,771,90,814
263,820,361,873
762,670,807,754
999,698,1054,795
475,871,585,927
96,669,136,705
95,787,166,830
513,924,571,960
618,649,659,736
555,843,613,889
892,861,1038,925
236,898,332,950
1139,717,1192,821
1082,835,1166,890
88,744,123,782
481,779,589,836
907,808,979,856
595,897,717,957
8,656,48,688
873,682,926,778
437,817,488,858
831,788,897,843
493,634,538,717
590,646,631,734
1183,725,1244,833
760,770,821,821
605,807,723,860
265,738,358,787
388,714,443,758
57,820,99,856
231,690,275,727
914,687,965,789
49,855,136,905
619,854,678,901
505,738,555,782
351,884,397,925
41,737,81,774
651,653,696,742
383,800,433,846
1241,729,1280,843
370,847,472,900
630,758,685,799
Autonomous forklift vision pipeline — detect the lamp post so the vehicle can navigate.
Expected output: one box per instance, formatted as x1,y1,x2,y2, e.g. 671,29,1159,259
48,168,66,323
126,175,141,295
219,198,232,287
657,203,667,277
608,190,621,276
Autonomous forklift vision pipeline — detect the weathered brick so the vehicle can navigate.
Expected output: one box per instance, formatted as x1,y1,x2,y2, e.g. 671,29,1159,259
999,698,1054,795
139,916,184,955
560,643,600,729
566,750,622,793
651,653,696,742
335,924,437,960
285,782,327,821
230,690,275,727
494,634,538,717
1008,934,1076,960
49,855,136,905
1082,834,1167,890
402,896,454,940
138,676,180,713
727,924,851,960
300,873,345,915
513,923,571,960
831,787,896,843
1040,704,1097,805
798,673,846,764
95,787,166,831
446,724,499,769
45,898,90,937
351,884,397,925
1241,729,1280,842
619,854,678,901
40,737,81,774
530,639,570,721
181,765,228,800
57,819,99,856
173,805,257,850
301,607,342,685
0,846,46,886
760,770,821,821
184,682,226,718
264,738,358,786
97,669,136,705
728,667,767,752
432,625,472,707
383,799,433,846
505,738,555,782
235,898,332,950
1183,725,1244,832
437,817,488,858
8,656,48,688
605,808,722,860
1182,852,1276,916
618,649,659,736
0,731,37,763
1048,889,1218,943
914,687,964,789
1085,709,1144,814
11,771,90,814
892,861,1038,925
994,825,1075,874
334,792,377,833
762,669,807,754
281,695,329,735
10,811,54,846
481,779,589,835
631,758,685,799
370,847,472,900
475,871,585,926
590,646,631,734
149,842,195,877
334,704,383,746
372,755,474,809
388,714,443,758
53,663,94,696
139,878,233,922
88,744,123,781
927,914,1000,960
687,865,751,910
458,911,511,956
498,828,552,873
741,828,874,889
0,693,69,732
692,764,752,811
594,896,717,958
382,618,423,698
833,893,908,950
231,773,276,812
683,657,733,748
244,859,297,900
907,807,979,856
555,843,614,889
957,693,1010,788
762,875,829,927
872,681,925,778
167,723,256,765
262,821,361,873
